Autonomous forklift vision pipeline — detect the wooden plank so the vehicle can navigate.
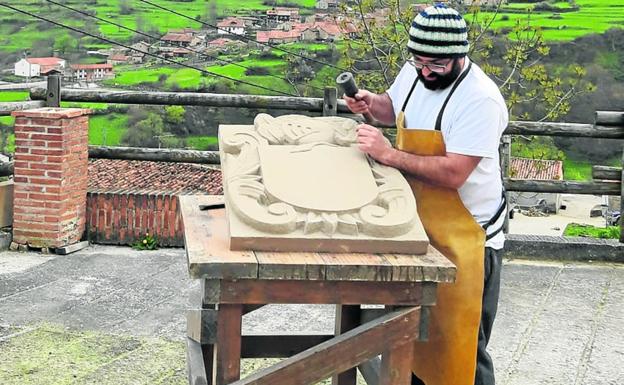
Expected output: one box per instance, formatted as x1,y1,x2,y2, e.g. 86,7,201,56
358,357,380,385
179,195,258,279
54,241,89,255
187,309,217,344
320,253,393,281
595,111,624,126
255,252,326,280
592,165,621,181
379,343,413,385
504,179,621,195
332,305,360,385
214,304,243,385
241,335,334,358
30,87,352,113
504,121,624,139
213,280,435,305
0,101,46,116
89,145,220,164
382,246,456,283
229,307,421,385
187,337,209,385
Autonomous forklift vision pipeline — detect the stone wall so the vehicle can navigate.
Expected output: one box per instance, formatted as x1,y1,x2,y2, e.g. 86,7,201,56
86,192,184,247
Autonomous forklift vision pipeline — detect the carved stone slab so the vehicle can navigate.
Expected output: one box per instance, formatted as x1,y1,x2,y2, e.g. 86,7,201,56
218,114,429,254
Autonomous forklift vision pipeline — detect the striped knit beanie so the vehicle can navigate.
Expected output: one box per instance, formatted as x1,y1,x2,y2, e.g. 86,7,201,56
408,3,469,58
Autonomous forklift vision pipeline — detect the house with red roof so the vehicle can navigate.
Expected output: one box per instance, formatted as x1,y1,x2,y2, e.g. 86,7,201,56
509,157,564,213
69,63,114,82
217,17,246,36
14,57,66,77
160,32,193,47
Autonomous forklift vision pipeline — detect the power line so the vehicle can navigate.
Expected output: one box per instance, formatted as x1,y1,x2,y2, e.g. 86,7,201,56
0,2,297,97
136,0,349,72
42,0,323,94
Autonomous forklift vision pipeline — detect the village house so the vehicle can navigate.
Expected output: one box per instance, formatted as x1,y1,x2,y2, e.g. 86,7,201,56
206,38,247,53
14,57,66,78
463,0,508,6
160,32,193,48
509,157,564,214
107,54,131,65
315,0,339,11
216,17,246,36
256,30,301,45
69,63,114,82
266,7,300,23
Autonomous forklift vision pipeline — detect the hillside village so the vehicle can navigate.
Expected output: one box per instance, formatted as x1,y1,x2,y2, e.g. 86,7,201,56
10,2,375,84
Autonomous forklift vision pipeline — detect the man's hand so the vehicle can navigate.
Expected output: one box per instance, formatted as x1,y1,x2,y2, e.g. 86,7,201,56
343,90,375,114
356,123,392,163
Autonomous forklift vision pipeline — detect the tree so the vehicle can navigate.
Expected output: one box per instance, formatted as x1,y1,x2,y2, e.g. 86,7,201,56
53,35,78,54
119,0,133,15
164,105,186,126
122,113,165,148
204,0,218,25
339,0,595,122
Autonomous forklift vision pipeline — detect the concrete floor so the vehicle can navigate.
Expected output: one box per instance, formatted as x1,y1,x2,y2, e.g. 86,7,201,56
0,245,622,384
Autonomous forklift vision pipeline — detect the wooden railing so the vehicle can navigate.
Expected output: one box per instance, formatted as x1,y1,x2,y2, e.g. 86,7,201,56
1,75,623,241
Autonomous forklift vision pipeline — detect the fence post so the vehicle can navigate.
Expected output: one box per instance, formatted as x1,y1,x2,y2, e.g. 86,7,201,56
323,87,337,117
46,72,62,108
500,135,512,233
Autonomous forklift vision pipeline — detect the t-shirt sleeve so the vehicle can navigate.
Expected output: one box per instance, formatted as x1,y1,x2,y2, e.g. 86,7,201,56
445,97,507,159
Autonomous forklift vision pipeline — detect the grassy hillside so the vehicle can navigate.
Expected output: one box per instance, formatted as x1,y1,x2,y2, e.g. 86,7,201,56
478,0,624,41
0,0,316,54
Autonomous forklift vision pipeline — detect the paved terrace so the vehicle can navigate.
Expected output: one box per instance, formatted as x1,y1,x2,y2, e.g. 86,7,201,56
0,245,622,385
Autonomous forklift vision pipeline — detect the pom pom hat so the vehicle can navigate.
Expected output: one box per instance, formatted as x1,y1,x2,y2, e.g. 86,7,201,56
408,3,470,59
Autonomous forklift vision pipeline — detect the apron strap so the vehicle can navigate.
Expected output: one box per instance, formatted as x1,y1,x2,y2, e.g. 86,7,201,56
483,190,507,241
399,61,473,131
434,61,472,131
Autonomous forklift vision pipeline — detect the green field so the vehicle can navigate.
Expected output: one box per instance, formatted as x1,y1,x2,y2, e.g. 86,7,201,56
186,135,218,150
0,91,29,102
88,114,128,146
479,0,624,41
0,0,316,53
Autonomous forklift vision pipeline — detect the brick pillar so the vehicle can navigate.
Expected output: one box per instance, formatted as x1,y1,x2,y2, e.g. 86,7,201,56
11,108,90,249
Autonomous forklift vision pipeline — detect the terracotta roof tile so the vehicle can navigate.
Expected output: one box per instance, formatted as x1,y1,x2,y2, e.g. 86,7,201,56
88,159,223,195
25,57,65,65
510,157,563,180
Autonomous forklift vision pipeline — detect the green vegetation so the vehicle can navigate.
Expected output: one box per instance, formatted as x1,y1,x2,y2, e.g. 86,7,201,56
477,0,624,41
0,91,29,102
563,223,621,239
89,114,128,146
562,159,593,181
186,135,218,150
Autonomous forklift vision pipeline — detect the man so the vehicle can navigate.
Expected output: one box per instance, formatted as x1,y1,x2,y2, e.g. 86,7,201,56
344,4,507,385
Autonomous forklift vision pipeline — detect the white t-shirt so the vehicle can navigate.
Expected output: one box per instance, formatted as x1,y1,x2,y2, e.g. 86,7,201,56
386,58,508,249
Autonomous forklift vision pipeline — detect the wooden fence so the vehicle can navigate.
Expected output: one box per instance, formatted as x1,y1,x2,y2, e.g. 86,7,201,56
1,75,623,241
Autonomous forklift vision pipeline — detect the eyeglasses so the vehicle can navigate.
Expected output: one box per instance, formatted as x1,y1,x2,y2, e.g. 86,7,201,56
407,58,451,73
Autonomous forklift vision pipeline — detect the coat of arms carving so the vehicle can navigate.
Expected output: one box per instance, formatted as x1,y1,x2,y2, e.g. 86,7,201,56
218,114,429,254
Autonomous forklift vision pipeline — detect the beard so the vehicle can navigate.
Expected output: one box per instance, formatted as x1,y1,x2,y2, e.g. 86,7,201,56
417,59,463,91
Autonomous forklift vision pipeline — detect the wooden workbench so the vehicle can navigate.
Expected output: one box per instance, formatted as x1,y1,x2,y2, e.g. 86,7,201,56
180,195,456,385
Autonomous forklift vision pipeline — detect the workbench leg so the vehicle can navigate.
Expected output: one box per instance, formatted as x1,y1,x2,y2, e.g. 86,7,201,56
379,343,413,385
332,305,361,385
213,304,243,385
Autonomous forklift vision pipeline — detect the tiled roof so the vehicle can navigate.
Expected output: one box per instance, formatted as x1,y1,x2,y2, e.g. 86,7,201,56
71,64,113,70
510,157,563,180
208,38,233,46
109,54,129,61
217,17,245,28
256,30,301,43
161,33,193,42
88,159,223,195
25,57,64,65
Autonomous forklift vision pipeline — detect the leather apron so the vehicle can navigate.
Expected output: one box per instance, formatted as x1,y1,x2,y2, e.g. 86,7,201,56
395,62,485,385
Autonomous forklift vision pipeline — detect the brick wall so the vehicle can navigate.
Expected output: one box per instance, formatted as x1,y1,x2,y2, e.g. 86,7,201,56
11,108,90,248
86,192,184,247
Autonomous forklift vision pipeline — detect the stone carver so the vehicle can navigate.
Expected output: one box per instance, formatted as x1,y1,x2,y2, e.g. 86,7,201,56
343,4,508,385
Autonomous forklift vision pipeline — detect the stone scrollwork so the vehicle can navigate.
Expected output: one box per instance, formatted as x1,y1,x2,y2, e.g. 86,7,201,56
220,114,418,238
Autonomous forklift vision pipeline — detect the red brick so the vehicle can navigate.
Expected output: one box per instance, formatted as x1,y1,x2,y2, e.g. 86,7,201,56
29,178,61,185
15,168,46,177
30,133,63,142
31,148,63,156
14,154,46,162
